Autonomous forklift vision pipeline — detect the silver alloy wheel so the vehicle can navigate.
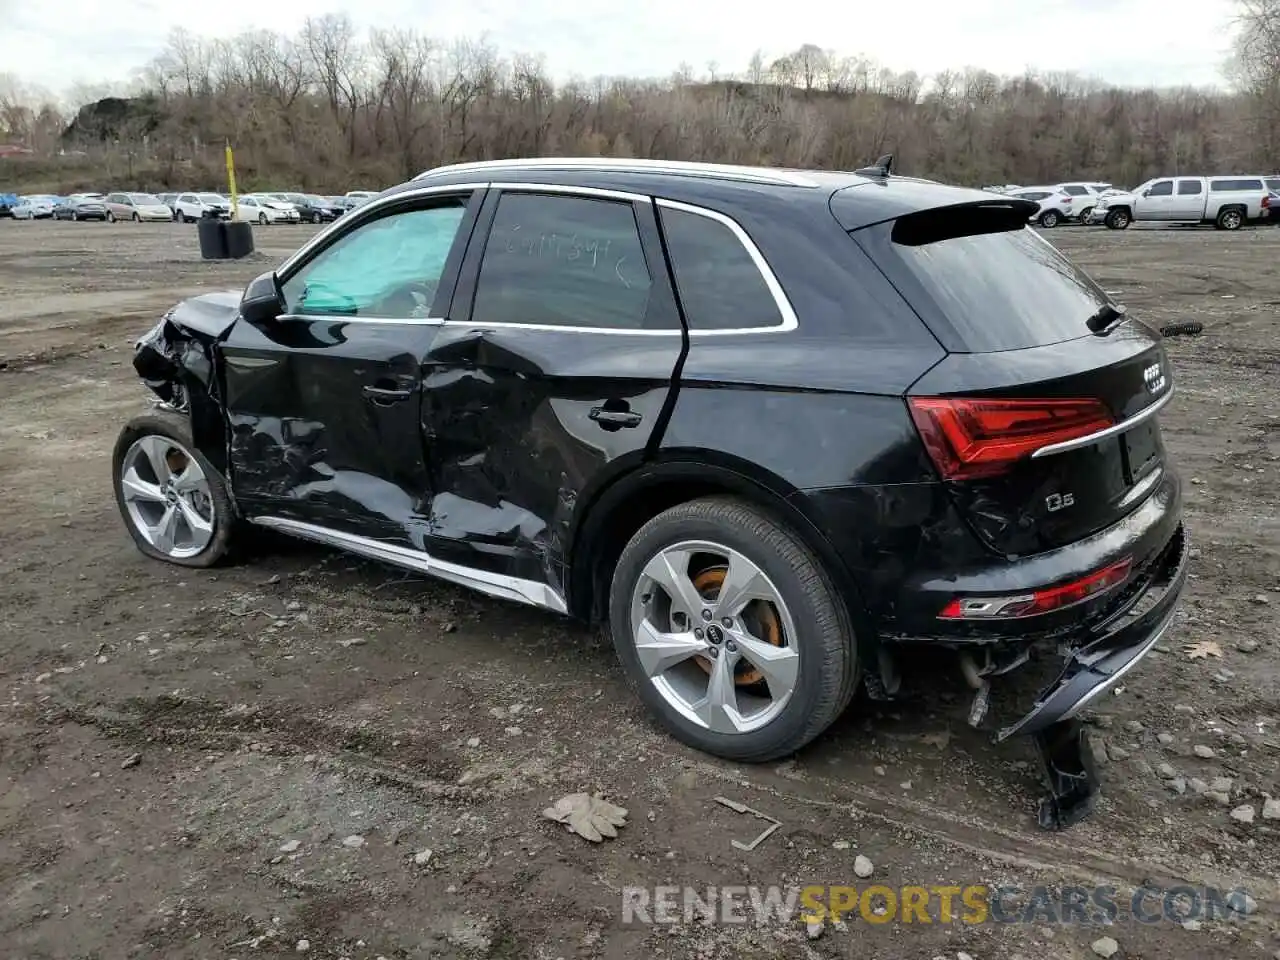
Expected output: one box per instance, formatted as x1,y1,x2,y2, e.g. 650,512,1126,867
119,435,215,559
629,539,800,734
1222,210,1242,229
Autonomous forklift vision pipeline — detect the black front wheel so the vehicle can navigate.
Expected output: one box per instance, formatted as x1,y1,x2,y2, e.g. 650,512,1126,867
608,496,860,762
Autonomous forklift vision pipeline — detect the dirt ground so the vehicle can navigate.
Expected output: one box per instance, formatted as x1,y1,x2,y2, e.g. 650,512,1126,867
1,219,1277,960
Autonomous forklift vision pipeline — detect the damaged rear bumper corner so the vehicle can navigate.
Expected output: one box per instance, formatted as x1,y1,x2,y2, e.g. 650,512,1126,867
995,523,1190,743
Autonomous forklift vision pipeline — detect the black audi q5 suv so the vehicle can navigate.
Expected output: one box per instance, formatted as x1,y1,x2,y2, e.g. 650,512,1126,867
115,156,1187,828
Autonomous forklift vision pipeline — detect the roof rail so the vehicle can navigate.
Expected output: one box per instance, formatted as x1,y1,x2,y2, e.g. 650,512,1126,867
413,157,821,188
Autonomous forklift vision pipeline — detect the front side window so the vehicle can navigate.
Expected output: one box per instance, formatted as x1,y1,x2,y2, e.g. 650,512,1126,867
1148,181,1173,196
471,192,657,330
281,201,468,320
660,206,783,330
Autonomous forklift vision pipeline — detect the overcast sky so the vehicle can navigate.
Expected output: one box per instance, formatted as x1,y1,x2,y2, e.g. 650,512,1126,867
4,0,1240,97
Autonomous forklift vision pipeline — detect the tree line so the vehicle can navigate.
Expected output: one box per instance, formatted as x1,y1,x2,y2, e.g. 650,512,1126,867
1,7,1277,193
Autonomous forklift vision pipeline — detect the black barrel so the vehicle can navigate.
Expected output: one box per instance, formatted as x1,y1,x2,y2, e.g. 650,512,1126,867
196,213,227,260
224,221,255,259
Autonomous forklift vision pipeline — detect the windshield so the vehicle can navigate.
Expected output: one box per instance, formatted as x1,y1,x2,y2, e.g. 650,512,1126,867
198,193,225,203
860,215,1111,353
130,193,162,204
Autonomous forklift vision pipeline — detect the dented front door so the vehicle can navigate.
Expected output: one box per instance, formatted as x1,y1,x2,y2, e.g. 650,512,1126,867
419,185,685,595
221,189,484,547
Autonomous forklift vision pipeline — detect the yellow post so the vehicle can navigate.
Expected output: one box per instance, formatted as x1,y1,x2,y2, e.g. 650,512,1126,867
225,141,238,220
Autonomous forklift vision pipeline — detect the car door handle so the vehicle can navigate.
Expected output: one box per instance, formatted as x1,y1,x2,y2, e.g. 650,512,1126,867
362,383,414,404
589,406,642,427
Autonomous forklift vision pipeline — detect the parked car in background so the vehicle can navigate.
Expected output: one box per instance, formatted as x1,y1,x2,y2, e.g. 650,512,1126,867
344,189,378,209
233,194,301,224
12,195,60,219
1091,176,1271,230
0,192,17,218
1055,182,1112,223
104,192,174,222
265,193,341,223
1008,186,1078,227
158,193,179,214
325,196,355,214
115,156,1187,830
53,195,109,221
174,192,231,222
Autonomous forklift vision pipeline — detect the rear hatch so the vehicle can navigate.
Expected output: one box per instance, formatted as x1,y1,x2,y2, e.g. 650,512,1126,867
844,195,1172,558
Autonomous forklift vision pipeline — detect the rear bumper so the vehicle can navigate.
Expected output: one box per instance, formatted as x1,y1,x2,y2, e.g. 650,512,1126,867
997,522,1187,739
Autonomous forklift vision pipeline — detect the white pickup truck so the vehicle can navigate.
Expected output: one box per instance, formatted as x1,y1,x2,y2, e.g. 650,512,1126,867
1090,175,1273,230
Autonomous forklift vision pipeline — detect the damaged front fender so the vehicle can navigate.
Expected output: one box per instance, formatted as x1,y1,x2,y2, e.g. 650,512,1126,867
131,291,242,477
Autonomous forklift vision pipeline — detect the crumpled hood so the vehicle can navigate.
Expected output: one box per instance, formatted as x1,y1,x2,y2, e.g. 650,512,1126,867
168,290,242,338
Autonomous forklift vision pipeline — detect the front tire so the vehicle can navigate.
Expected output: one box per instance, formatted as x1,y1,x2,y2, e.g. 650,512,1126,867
112,410,237,568
131,212,140,222
107,211,116,222
608,496,859,762
258,213,269,225
1105,208,1131,229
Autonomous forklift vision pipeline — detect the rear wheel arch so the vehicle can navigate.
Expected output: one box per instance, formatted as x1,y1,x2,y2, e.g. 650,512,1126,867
567,458,873,641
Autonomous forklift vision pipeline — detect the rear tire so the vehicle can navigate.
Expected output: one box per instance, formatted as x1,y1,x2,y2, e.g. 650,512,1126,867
607,496,859,762
1215,207,1244,230
107,211,116,222
1079,206,1094,223
258,213,268,225
1105,208,1131,229
112,410,238,569
131,212,139,222
1039,210,1060,228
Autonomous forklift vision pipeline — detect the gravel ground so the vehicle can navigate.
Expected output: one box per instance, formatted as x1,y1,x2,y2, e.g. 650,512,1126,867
1,219,1277,960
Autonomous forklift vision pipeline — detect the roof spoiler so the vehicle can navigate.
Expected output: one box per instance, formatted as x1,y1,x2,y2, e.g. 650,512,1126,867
855,154,894,179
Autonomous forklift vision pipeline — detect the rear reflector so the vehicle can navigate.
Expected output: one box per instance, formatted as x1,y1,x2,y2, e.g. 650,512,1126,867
939,557,1133,620
908,396,1114,480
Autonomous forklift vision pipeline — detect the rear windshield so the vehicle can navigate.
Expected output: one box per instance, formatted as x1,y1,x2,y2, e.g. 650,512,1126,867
858,211,1110,353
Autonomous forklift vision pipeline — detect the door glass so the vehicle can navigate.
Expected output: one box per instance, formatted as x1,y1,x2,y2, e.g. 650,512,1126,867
281,201,468,319
1148,181,1173,196
1176,180,1203,195
471,192,657,329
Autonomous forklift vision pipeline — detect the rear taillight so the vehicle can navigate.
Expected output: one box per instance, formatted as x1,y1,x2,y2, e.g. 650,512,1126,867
938,557,1133,620
908,396,1114,480
1264,195,1272,209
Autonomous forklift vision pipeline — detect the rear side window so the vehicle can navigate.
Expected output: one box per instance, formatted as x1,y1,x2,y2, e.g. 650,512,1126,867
857,209,1110,353
659,206,783,330
1210,178,1263,191
471,192,658,330
1177,180,1202,195
1015,191,1050,201
1267,178,1280,192
1061,185,1088,196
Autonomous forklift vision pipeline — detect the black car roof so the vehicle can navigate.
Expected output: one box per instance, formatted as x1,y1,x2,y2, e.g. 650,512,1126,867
391,157,1006,231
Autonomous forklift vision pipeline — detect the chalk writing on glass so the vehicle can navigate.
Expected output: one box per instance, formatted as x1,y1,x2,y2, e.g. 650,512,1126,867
499,226,640,287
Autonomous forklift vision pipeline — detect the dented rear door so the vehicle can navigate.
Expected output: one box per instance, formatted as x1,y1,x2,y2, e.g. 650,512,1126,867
420,185,685,594
220,187,485,547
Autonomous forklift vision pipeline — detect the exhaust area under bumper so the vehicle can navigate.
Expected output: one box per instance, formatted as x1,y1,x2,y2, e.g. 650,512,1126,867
997,522,1190,742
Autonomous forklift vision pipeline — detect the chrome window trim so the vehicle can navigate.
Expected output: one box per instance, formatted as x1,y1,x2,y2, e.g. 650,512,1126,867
249,517,567,614
1030,389,1174,459
654,197,800,335
413,156,819,188
271,181,800,337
